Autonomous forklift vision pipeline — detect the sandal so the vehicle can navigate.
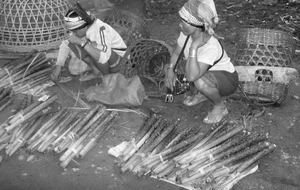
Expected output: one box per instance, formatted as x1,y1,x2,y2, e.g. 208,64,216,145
183,93,208,106
203,108,228,124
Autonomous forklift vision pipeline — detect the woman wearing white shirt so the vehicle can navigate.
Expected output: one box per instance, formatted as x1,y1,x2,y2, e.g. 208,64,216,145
164,0,238,124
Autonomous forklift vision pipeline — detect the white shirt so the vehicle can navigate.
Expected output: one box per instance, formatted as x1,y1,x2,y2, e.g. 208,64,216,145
56,19,127,67
177,32,235,73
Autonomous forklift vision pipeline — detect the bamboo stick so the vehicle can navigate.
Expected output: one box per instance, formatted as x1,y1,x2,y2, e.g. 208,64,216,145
78,114,116,158
180,141,270,184
119,113,158,158
122,117,163,163
0,97,13,113
4,94,59,132
37,111,79,152
26,107,67,146
62,111,117,165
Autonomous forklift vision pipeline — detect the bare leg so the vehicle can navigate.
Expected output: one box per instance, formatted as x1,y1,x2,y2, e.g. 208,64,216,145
194,78,227,123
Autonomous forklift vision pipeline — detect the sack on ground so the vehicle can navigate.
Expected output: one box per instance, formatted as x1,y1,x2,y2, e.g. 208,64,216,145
84,73,146,106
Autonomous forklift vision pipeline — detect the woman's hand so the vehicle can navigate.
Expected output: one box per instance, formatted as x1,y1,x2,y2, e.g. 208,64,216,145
164,65,176,91
190,35,207,50
50,65,62,83
66,33,83,46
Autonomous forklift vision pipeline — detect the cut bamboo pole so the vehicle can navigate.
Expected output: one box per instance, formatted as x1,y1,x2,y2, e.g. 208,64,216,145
4,94,58,132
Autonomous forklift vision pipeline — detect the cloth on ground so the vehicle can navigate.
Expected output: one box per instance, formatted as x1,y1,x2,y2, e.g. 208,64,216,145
84,73,146,106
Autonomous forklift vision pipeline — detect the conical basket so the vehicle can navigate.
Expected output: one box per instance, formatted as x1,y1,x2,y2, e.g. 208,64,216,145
0,0,71,53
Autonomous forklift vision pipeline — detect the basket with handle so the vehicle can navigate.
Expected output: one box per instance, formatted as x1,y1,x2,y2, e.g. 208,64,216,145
0,0,71,53
233,28,298,105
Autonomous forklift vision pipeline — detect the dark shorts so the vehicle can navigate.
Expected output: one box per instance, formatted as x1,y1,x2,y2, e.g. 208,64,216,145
202,70,239,97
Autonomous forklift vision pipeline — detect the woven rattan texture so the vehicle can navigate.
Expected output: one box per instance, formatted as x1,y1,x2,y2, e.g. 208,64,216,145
233,28,296,104
234,28,295,67
0,0,71,52
119,39,172,82
103,9,150,47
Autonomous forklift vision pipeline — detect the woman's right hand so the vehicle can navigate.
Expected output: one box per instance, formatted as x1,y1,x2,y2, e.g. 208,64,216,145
164,65,176,91
50,65,62,83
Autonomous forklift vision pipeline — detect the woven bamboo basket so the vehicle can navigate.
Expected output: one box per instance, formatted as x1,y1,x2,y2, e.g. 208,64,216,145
0,0,71,53
103,9,150,46
233,28,298,105
119,39,172,84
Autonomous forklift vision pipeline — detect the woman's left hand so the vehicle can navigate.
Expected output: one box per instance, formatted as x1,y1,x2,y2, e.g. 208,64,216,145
190,36,206,49
66,33,82,46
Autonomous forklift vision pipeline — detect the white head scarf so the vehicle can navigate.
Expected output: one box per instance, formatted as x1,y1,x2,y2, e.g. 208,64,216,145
179,0,222,38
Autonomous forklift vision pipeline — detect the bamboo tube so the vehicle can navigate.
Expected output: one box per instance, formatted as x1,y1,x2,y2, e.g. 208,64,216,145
56,108,109,154
180,141,270,184
235,143,276,174
76,106,106,136
78,112,117,158
4,94,58,132
218,163,259,190
157,163,176,178
186,132,252,168
177,125,244,165
28,109,70,151
146,119,180,154
78,121,112,158
130,120,180,173
61,111,117,165
11,52,45,74
0,97,13,113
51,117,81,149
59,116,104,162
26,107,67,146
37,111,79,152
119,113,158,158
123,117,164,163
141,129,204,167
174,122,228,162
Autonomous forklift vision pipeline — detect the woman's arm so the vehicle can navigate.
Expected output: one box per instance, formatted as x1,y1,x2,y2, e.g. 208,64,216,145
185,48,210,82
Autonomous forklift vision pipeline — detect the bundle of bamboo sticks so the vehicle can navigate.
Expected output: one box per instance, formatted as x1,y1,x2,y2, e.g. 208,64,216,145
0,87,14,113
115,114,276,190
0,94,118,168
0,49,53,95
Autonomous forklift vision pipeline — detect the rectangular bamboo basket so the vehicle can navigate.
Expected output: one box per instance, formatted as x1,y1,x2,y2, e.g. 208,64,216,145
233,28,298,105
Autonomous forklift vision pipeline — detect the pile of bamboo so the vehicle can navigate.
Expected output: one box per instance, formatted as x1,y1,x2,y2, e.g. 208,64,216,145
0,87,13,113
0,50,53,95
0,94,117,168
116,114,276,190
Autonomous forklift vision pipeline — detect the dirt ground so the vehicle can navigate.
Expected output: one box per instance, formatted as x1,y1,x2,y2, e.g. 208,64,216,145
0,0,300,190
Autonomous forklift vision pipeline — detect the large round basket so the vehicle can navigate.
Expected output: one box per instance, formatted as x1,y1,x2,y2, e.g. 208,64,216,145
0,0,71,53
119,38,172,84
233,28,298,105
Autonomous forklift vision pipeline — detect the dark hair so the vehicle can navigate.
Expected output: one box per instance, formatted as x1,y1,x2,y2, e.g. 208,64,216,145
65,9,78,18
180,16,205,31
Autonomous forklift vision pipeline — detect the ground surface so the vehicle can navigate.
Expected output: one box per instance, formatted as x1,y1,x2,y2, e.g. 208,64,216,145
0,0,300,190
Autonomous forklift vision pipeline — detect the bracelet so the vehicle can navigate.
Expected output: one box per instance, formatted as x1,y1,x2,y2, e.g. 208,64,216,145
167,64,174,70
189,48,197,57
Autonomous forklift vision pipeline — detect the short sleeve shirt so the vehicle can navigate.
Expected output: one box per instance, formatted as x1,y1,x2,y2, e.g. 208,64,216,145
177,32,235,73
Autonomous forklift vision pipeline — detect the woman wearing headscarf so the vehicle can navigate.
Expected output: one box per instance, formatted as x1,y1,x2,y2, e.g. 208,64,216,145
164,0,238,124
51,3,127,82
